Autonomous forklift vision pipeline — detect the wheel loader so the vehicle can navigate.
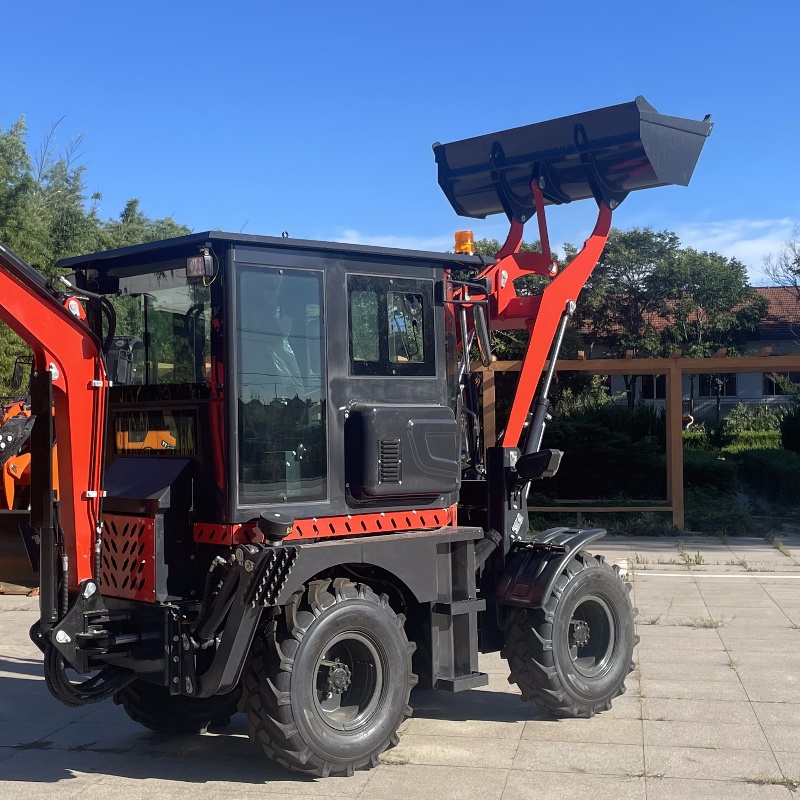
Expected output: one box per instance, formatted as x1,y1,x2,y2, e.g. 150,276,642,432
0,96,711,777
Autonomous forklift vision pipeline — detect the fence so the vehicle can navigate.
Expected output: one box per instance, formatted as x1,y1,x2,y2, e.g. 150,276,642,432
479,354,800,529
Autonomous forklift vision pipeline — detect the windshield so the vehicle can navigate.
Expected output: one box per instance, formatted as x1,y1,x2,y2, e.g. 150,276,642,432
105,280,212,385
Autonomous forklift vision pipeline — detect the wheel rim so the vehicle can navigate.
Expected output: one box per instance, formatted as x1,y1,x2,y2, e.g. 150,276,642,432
312,631,385,732
568,594,617,678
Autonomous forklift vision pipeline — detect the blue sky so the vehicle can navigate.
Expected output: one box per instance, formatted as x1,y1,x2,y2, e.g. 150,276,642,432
2,1,798,283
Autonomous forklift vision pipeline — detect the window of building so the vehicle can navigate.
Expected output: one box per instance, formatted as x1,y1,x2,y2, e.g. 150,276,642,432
699,373,737,397
763,371,800,396
236,265,327,505
640,374,666,400
348,275,435,376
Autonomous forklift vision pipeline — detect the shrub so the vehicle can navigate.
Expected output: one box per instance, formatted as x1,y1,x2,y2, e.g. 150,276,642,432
721,430,782,454
542,421,665,499
683,428,711,451
683,450,737,492
780,405,800,453
685,487,758,536
735,449,800,503
726,403,786,433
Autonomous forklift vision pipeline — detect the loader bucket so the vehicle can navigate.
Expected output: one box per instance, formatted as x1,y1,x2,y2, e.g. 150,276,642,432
434,96,712,219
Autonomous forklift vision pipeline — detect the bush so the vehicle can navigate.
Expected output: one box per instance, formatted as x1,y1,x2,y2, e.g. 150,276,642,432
683,450,737,492
682,428,712,451
726,403,786,433
721,430,782,454
542,420,665,500
685,487,758,536
735,449,800,503
780,405,800,453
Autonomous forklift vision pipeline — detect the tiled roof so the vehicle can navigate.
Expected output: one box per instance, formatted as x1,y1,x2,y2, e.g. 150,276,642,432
755,287,800,340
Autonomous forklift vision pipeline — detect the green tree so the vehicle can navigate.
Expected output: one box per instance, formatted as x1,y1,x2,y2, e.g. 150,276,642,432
0,116,192,396
571,228,680,409
655,248,768,415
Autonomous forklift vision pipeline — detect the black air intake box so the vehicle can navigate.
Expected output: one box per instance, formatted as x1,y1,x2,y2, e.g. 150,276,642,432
346,404,460,499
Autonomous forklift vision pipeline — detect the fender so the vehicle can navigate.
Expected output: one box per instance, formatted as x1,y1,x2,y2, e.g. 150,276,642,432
494,527,606,610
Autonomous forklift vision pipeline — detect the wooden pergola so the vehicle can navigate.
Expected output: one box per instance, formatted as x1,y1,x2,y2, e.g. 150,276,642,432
479,354,800,529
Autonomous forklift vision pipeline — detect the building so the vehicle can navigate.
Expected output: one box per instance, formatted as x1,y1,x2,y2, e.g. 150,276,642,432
604,287,800,423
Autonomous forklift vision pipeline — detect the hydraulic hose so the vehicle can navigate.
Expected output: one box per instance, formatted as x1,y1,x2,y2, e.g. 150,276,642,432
43,640,135,707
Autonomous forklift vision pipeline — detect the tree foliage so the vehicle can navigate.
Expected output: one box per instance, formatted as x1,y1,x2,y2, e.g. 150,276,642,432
0,115,191,395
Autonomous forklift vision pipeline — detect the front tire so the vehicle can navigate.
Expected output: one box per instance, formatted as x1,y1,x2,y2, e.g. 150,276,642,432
243,578,416,777
114,680,241,735
502,552,637,717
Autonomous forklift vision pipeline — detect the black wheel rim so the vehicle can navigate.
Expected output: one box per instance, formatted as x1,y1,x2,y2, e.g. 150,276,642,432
568,594,617,678
312,631,385,732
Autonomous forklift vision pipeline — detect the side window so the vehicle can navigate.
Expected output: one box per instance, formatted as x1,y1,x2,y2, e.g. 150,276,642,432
388,292,424,363
236,265,327,505
347,275,435,377
350,289,380,362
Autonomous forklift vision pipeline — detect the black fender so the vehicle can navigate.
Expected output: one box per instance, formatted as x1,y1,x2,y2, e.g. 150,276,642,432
494,527,606,610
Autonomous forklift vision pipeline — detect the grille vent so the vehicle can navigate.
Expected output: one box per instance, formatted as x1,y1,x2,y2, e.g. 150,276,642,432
100,515,155,600
378,439,401,484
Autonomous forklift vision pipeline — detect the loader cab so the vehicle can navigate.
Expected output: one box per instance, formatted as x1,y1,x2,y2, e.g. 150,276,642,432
62,233,483,531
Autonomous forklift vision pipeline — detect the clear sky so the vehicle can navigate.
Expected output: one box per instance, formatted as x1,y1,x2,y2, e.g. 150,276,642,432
2,1,798,283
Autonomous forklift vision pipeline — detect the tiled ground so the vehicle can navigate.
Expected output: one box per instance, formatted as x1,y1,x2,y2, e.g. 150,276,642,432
1,535,799,799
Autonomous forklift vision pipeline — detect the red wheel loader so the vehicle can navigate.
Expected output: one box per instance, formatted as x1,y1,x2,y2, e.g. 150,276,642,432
0,96,711,776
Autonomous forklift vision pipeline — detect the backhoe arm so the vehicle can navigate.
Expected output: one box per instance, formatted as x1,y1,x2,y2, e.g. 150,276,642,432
0,242,107,613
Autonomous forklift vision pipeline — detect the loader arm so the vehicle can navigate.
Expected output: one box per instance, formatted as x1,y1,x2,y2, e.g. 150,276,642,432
0,242,107,617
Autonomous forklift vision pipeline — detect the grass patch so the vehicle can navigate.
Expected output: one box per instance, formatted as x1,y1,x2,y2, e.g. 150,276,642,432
765,533,793,557
745,775,799,791
680,616,730,628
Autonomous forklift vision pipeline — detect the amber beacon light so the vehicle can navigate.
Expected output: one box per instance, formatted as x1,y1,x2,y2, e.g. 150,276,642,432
454,230,475,255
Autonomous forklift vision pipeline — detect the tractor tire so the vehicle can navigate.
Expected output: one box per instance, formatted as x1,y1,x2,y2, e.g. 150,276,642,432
501,552,637,718
114,680,241,735
243,578,416,777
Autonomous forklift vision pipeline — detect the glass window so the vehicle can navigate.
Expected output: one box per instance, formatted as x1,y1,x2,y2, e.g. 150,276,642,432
106,281,211,386
350,289,380,362
699,373,737,397
236,266,326,505
388,292,425,363
640,374,666,400
348,275,435,376
113,409,196,456
763,371,800,396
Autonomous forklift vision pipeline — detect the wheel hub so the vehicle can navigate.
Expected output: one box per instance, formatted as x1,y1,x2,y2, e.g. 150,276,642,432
571,619,591,648
322,659,352,694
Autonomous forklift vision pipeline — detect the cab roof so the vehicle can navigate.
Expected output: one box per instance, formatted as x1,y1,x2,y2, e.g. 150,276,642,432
56,231,489,273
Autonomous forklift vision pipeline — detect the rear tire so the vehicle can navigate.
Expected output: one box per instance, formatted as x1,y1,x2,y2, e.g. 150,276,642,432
114,680,241,735
243,578,416,777
501,552,637,717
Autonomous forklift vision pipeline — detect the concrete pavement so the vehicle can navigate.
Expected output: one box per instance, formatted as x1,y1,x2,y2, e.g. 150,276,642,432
1,535,799,799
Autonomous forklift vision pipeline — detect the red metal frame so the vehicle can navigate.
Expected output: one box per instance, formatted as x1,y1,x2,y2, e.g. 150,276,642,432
0,244,107,589
476,187,613,449
194,505,457,546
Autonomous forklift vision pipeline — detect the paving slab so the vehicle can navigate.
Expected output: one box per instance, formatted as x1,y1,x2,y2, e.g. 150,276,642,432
642,719,770,750
641,697,759,724
501,771,646,800
645,777,795,800
644,745,783,781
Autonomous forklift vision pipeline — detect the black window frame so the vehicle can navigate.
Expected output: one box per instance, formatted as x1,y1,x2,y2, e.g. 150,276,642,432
347,274,435,377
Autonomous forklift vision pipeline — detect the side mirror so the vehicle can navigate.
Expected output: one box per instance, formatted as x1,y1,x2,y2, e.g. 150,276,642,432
11,355,32,394
473,305,492,368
